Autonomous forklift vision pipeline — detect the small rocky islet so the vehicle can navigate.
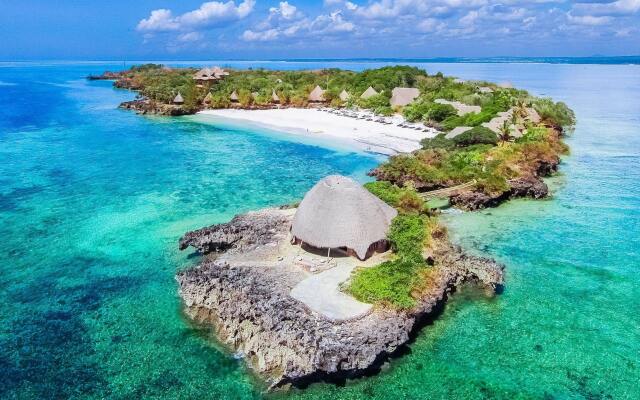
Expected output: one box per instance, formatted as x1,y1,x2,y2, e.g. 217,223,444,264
177,206,504,390
95,64,574,390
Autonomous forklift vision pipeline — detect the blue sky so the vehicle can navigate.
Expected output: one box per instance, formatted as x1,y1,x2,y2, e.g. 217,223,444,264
1,0,639,60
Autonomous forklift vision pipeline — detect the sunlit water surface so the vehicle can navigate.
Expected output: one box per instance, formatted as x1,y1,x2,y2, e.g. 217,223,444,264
0,61,638,399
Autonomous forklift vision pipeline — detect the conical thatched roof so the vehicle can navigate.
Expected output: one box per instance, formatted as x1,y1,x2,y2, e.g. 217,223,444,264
308,85,325,102
291,175,397,260
272,90,280,103
360,86,378,99
173,92,184,104
390,87,420,107
203,92,213,104
230,90,239,101
339,90,350,102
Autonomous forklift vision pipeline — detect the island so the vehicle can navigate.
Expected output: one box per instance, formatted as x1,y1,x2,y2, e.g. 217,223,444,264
94,64,575,390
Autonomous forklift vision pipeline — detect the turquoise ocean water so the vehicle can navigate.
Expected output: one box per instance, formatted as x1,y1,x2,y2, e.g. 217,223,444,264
0,60,638,399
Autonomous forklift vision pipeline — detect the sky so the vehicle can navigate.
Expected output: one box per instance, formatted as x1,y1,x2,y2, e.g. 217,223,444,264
1,0,639,60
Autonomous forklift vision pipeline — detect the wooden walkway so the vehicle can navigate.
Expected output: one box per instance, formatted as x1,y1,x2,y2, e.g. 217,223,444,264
419,180,477,199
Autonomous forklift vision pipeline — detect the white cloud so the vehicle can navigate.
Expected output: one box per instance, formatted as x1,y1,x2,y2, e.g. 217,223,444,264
137,0,255,32
571,0,640,16
567,13,613,25
177,32,205,42
269,2,302,20
137,9,180,32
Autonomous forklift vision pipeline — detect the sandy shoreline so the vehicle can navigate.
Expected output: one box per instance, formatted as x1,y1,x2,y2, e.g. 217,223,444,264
195,108,438,156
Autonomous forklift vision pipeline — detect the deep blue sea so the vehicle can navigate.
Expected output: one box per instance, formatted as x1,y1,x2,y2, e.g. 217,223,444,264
1,60,639,399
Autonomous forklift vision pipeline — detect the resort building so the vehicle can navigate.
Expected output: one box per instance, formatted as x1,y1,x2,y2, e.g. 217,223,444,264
193,66,229,83
339,90,350,102
229,90,239,102
173,92,184,104
308,85,326,102
203,92,213,105
291,175,397,260
360,86,379,99
435,98,481,116
390,87,420,107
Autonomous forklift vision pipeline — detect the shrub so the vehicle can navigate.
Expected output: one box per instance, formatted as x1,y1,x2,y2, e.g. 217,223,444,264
388,215,427,258
421,133,455,150
403,100,431,122
427,103,457,122
364,181,424,214
533,98,576,127
375,106,394,116
347,214,429,308
453,126,498,147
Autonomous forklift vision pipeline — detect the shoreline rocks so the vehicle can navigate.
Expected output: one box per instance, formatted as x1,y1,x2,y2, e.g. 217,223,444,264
119,99,191,116
176,208,504,390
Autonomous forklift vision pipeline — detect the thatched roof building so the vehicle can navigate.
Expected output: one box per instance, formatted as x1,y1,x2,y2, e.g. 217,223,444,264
390,87,420,107
291,175,397,260
193,66,229,81
308,85,326,102
203,92,213,104
272,90,280,103
339,90,350,102
230,90,239,102
360,86,378,99
173,92,184,104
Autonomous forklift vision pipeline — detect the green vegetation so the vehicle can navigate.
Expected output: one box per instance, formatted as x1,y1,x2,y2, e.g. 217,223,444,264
532,98,576,127
116,64,576,134
364,181,424,214
453,126,498,146
347,214,432,309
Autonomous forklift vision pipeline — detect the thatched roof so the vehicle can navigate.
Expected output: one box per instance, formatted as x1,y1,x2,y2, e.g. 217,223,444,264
390,87,420,107
360,86,378,99
173,92,184,104
308,85,325,102
230,90,239,101
203,92,213,104
272,90,280,103
291,175,397,260
435,98,481,116
194,66,229,80
339,90,350,102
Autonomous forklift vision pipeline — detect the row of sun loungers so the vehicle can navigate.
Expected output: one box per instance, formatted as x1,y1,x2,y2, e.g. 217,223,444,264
316,108,431,131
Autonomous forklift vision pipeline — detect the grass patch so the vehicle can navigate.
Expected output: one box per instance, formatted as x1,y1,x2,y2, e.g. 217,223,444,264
347,214,434,309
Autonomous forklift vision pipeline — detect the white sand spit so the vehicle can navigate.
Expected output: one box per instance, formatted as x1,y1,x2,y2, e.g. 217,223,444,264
196,108,438,155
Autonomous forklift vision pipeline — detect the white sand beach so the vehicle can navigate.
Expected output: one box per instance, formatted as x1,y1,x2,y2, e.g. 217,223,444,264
196,108,438,155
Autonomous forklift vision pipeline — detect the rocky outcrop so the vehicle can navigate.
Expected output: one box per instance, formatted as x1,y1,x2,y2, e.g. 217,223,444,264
450,175,550,210
119,99,191,116
507,176,549,199
177,208,504,390
178,209,292,254
449,191,506,211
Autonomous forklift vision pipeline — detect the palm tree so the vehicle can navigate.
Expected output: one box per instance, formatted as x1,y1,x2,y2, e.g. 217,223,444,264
498,120,512,145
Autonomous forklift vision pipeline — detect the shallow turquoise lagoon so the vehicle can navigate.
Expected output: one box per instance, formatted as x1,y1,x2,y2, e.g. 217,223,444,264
1,61,639,399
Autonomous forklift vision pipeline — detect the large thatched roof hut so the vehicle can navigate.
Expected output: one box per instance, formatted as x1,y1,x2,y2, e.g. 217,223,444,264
291,175,397,260
360,86,379,99
193,66,229,81
308,85,325,102
390,87,420,107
